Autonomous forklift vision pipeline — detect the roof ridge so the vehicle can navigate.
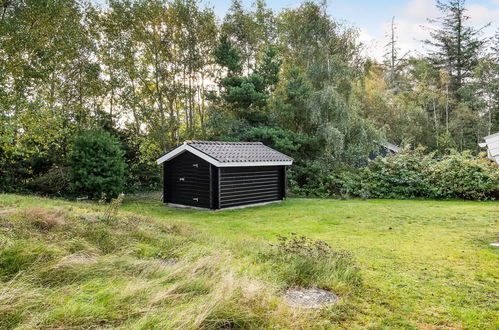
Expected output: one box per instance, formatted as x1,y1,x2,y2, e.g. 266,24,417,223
187,140,263,145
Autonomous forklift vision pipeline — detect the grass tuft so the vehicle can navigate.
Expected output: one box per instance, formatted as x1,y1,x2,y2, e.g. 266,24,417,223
23,207,65,230
0,240,62,281
258,234,362,291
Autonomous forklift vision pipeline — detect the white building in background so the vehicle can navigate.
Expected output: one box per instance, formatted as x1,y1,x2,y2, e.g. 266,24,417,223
479,132,499,164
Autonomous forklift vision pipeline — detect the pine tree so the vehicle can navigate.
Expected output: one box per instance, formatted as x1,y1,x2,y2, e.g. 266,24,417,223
256,44,281,92
69,129,126,199
424,0,488,97
213,35,279,125
214,34,243,75
276,67,311,133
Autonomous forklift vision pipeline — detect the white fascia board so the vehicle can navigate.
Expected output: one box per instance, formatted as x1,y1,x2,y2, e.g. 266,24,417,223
156,144,293,167
484,132,499,141
216,160,293,167
156,145,185,164
156,144,218,165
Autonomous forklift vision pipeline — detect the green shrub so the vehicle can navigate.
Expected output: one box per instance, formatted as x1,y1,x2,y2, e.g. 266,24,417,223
424,152,499,200
26,165,71,196
288,160,330,197
69,129,126,199
359,149,432,199
327,150,499,200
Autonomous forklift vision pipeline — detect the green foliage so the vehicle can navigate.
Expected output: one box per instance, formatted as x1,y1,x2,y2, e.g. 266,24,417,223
288,160,330,197
221,74,268,109
241,126,320,160
26,166,70,196
120,133,161,193
360,151,432,199
274,67,312,133
69,129,126,199
256,44,281,91
1,0,497,201
424,151,499,200
329,150,499,200
214,35,281,126
214,34,242,74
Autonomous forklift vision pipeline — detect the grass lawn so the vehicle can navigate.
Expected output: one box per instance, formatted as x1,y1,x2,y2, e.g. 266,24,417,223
1,193,498,329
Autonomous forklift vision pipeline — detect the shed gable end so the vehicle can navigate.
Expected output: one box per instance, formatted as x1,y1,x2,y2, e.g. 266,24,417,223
164,151,212,208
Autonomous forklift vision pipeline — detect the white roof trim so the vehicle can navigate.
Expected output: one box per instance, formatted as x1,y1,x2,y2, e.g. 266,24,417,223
484,132,499,140
216,160,293,167
156,144,293,167
156,144,214,165
480,132,499,163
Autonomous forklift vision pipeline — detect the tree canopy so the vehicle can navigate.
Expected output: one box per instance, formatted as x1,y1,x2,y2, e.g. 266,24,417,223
0,0,497,197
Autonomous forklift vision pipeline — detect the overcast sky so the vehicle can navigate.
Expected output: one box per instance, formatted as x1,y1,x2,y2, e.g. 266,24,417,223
92,0,499,61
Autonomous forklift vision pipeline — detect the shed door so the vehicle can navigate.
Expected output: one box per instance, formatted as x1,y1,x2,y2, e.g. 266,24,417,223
165,152,211,208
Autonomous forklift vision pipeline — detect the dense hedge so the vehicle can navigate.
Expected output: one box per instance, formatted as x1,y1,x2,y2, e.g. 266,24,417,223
325,150,499,200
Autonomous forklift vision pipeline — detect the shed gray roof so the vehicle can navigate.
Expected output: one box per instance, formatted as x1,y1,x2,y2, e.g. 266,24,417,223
382,142,401,153
156,140,293,167
187,141,293,163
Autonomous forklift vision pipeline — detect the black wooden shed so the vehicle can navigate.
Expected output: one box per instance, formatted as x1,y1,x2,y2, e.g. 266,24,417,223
156,141,293,210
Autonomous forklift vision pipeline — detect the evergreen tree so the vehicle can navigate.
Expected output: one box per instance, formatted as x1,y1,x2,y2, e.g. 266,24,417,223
424,0,488,98
213,35,280,126
275,67,311,133
214,34,242,75
257,44,281,92
69,129,126,199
